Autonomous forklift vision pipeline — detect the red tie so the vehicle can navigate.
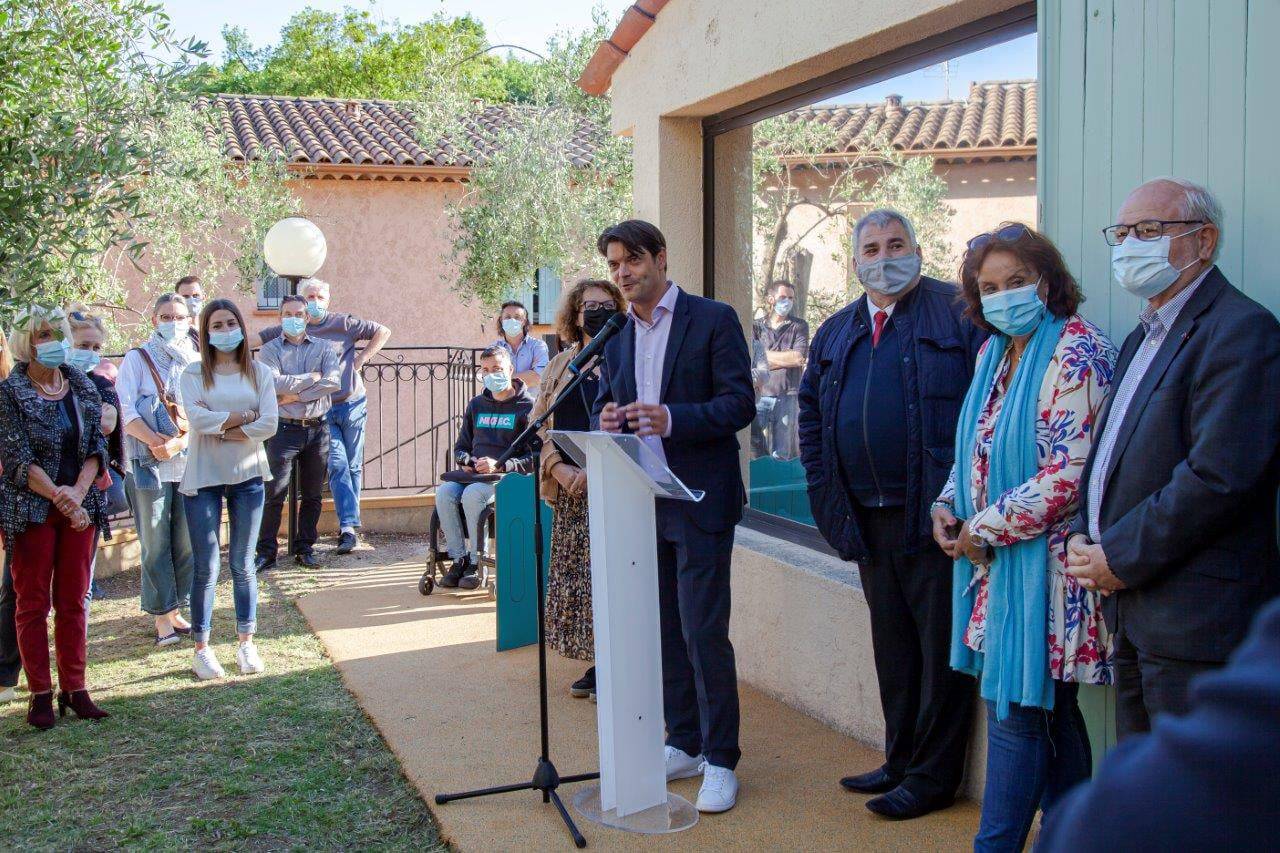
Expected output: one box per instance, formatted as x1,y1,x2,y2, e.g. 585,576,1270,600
872,310,888,347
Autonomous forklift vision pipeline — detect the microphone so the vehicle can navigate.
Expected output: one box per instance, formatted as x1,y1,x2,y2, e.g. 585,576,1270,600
567,311,627,375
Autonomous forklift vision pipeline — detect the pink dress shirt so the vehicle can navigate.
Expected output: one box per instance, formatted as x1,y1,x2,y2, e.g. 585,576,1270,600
628,282,680,464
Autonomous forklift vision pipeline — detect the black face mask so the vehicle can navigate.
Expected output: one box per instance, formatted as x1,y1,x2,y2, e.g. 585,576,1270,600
582,307,616,338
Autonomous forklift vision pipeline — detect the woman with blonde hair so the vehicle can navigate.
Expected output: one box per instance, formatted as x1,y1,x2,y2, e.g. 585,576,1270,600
531,279,626,699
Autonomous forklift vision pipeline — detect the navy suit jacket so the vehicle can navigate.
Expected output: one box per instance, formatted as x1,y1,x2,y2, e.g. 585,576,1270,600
1037,594,1280,851
1070,268,1280,662
593,287,756,533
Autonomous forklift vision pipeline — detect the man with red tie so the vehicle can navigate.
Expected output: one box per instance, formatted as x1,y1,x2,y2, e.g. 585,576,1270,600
798,209,986,820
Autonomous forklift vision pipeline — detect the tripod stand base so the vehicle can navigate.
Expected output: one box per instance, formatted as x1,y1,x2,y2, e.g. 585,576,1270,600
571,785,699,835
435,759,601,848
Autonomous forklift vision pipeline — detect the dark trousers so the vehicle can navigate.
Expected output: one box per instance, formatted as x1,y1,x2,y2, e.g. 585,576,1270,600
857,506,974,801
0,545,19,688
1114,626,1217,740
656,501,740,770
257,422,329,562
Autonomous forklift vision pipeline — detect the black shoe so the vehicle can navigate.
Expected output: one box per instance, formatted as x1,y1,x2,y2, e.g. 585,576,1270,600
295,551,320,568
254,554,276,574
458,568,482,590
570,666,596,698
334,531,358,555
865,786,953,820
438,555,469,588
840,766,902,794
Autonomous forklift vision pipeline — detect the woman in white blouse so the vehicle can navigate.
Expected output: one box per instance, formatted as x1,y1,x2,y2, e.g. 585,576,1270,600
179,300,278,680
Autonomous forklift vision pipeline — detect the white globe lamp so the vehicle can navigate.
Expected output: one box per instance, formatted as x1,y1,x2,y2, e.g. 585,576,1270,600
263,217,327,294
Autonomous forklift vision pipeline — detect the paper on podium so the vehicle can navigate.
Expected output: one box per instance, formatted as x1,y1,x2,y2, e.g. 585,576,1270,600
549,431,704,503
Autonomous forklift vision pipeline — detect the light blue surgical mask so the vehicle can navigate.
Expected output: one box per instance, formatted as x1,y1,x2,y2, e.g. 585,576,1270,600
1110,229,1203,299
68,348,101,373
501,318,524,338
857,254,921,297
305,300,325,319
156,319,191,342
483,371,512,394
774,298,794,317
282,316,307,338
981,281,1046,337
35,339,69,368
185,297,203,316
209,328,244,353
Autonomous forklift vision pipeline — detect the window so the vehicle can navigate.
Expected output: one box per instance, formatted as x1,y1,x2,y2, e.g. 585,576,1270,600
507,266,563,325
256,272,286,311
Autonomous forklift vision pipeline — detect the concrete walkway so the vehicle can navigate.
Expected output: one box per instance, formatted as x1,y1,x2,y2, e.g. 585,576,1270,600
297,554,980,851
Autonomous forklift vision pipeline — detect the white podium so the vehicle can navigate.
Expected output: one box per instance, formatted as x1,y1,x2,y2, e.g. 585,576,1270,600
549,430,703,834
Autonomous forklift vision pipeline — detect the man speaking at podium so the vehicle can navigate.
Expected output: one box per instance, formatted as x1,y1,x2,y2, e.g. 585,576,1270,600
593,220,756,814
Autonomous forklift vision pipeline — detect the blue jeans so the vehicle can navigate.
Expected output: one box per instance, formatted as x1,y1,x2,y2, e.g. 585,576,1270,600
435,480,495,560
328,397,368,530
127,474,194,616
184,478,264,643
975,681,1092,852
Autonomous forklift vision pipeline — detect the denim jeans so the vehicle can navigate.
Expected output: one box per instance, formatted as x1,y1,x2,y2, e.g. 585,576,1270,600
127,473,194,616
435,480,495,560
975,681,1092,852
184,478,264,643
328,397,367,530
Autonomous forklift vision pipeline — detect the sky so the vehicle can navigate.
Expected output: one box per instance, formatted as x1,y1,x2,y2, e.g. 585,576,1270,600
161,0,1036,106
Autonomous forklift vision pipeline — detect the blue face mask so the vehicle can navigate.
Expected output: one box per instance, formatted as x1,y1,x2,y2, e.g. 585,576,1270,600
156,319,191,342
209,328,244,353
774,298,794,317
35,339,69,368
68,348,101,373
501,318,524,338
282,316,307,337
483,371,512,394
981,281,1046,337
305,300,325,319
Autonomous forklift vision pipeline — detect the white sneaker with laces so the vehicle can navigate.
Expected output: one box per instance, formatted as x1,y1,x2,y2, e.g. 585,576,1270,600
0,686,16,703
664,745,705,781
193,647,226,680
696,764,739,813
236,641,265,675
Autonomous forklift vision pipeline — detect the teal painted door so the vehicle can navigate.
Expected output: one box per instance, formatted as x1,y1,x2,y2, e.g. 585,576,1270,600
1040,0,1280,756
494,474,554,651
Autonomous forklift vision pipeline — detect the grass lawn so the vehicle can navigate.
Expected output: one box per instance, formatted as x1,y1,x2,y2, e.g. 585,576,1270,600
0,534,448,851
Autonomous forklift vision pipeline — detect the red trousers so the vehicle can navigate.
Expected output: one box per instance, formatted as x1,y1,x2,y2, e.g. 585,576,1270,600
11,512,95,694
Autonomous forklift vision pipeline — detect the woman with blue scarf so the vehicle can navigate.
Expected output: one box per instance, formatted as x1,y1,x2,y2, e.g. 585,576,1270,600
930,224,1116,851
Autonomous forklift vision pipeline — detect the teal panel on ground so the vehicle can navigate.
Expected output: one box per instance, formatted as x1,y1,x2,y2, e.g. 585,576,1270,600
747,456,813,526
494,473,553,652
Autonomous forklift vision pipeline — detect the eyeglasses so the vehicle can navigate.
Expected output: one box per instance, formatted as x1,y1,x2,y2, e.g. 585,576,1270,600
966,224,1031,253
582,301,618,312
1102,220,1204,246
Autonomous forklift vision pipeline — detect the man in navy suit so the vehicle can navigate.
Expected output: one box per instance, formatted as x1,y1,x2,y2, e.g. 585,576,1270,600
1066,177,1280,738
593,220,755,814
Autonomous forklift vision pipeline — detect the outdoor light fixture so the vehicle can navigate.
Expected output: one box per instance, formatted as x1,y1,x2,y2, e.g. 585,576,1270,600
263,216,327,295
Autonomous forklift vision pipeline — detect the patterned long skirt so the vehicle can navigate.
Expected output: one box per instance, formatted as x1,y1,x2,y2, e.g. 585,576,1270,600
546,490,594,661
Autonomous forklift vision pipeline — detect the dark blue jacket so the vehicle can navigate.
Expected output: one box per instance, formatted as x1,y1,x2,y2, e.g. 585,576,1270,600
1070,268,1280,662
1037,594,1280,852
798,277,986,562
594,287,756,533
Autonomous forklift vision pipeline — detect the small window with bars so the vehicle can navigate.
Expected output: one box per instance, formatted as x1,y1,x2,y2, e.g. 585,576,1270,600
257,272,286,310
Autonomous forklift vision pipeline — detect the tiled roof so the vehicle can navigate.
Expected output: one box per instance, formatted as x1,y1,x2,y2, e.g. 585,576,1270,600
787,81,1037,162
196,94,601,179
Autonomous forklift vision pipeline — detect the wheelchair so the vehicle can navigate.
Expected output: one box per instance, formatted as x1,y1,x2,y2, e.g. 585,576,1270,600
420,488,498,597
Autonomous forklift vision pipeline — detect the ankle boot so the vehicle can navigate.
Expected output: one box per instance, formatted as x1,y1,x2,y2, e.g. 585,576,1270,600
27,691,56,730
58,689,110,720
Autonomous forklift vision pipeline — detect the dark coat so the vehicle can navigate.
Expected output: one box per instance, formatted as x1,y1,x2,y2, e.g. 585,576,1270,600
797,277,986,563
1071,267,1280,662
593,287,756,533
1036,595,1280,852
0,363,109,541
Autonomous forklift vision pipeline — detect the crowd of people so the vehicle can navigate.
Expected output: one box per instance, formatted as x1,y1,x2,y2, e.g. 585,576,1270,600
0,277,392,724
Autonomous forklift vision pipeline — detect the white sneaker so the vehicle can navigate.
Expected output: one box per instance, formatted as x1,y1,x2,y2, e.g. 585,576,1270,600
664,746,705,781
236,641,265,675
192,647,226,680
0,686,15,703
696,764,739,813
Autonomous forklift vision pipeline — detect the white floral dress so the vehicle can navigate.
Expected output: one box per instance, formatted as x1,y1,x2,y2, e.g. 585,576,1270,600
939,315,1116,685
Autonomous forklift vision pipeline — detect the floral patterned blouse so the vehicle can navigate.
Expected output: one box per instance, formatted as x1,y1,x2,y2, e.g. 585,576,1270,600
939,315,1116,685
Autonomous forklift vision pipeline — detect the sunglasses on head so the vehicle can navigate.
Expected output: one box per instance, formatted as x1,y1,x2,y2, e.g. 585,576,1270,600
966,224,1031,254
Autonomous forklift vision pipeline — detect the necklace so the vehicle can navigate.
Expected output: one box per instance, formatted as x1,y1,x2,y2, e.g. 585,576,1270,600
32,368,66,397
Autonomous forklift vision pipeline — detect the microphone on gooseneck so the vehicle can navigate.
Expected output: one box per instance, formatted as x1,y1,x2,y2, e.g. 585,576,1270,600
567,312,628,375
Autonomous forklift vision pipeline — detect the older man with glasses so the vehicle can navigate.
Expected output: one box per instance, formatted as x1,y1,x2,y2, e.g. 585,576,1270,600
1066,177,1280,739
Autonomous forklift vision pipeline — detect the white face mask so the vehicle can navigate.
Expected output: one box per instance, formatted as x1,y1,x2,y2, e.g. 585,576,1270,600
1110,227,1203,299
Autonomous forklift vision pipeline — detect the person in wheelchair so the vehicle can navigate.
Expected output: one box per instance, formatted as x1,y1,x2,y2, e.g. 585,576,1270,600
437,346,539,589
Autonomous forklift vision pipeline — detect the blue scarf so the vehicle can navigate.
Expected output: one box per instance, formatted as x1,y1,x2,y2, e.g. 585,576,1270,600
950,313,1065,720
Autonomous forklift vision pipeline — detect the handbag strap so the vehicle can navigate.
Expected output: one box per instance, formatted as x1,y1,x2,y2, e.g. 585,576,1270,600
132,347,183,428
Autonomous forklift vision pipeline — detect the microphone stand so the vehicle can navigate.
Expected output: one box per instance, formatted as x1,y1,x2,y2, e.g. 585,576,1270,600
434,350,606,849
